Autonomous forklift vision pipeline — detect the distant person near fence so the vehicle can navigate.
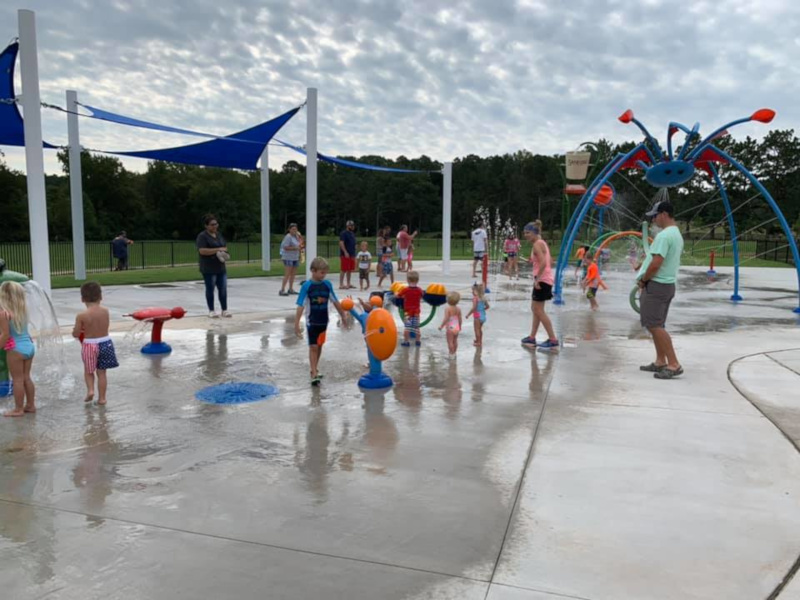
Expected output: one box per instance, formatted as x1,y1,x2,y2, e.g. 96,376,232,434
471,223,488,278
279,223,302,297
396,225,418,273
339,220,357,289
111,231,133,271
196,214,231,319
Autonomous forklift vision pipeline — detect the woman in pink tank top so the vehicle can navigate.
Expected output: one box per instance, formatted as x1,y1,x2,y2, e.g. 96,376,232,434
521,221,558,350
530,237,554,286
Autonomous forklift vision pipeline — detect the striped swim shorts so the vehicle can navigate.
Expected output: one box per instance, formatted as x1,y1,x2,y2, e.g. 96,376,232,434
81,336,120,374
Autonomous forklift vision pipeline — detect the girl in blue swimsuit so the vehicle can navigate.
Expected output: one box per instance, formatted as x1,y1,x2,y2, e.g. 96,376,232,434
0,281,36,417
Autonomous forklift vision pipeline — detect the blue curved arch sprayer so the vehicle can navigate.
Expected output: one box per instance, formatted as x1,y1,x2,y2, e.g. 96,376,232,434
709,163,742,301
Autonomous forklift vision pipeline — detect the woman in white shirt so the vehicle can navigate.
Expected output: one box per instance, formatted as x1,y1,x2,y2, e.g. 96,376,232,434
279,223,302,296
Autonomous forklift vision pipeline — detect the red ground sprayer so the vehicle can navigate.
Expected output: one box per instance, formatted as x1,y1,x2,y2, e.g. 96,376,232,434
124,307,186,354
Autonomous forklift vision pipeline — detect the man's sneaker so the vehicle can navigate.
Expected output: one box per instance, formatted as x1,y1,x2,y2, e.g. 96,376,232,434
221,310,232,318
279,291,289,297
537,339,559,351
208,311,219,319
311,376,321,386
288,289,298,295
521,336,537,346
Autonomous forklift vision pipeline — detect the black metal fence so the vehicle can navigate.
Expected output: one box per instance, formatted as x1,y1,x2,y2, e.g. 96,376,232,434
756,238,798,265
0,234,795,277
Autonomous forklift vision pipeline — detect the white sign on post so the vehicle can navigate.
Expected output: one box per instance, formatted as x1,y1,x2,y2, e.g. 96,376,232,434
565,151,591,180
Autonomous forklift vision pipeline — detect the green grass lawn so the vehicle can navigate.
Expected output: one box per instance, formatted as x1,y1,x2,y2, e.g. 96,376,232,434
1,238,482,279
51,261,292,289
680,256,792,269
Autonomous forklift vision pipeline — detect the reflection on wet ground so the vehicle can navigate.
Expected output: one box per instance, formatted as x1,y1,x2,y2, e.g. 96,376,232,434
1,265,798,598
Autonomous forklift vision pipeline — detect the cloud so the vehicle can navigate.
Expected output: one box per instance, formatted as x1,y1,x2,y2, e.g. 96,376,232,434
2,0,799,175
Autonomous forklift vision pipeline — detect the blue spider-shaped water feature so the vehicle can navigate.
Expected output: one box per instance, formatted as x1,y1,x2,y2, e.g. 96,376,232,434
554,108,800,312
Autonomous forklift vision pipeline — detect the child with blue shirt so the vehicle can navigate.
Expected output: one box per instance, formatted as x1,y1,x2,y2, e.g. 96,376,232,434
294,257,347,385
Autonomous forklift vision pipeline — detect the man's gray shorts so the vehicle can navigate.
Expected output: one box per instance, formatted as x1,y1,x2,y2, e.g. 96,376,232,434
640,281,675,329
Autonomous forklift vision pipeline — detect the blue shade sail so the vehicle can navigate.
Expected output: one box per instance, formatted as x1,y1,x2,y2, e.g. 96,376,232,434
81,103,220,139
0,41,56,149
274,138,430,173
107,106,301,170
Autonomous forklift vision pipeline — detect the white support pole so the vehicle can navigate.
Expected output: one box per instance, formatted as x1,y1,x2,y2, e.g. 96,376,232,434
67,90,86,281
305,87,318,277
18,10,51,293
260,146,271,272
442,162,452,275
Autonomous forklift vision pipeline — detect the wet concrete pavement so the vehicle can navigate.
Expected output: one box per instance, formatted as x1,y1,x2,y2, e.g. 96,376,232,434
2,262,799,599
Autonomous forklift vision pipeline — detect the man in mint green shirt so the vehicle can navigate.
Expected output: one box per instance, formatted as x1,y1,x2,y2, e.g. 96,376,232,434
637,200,684,379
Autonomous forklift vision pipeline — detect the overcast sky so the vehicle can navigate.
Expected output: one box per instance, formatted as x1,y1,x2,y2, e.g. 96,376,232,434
2,0,799,175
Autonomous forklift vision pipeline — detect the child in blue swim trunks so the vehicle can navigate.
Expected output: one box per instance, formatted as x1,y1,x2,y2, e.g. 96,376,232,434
0,281,37,417
73,282,119,406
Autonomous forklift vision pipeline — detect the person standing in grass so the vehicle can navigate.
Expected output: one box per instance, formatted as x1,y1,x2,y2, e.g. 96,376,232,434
196,214,231,318
339,220,357,290
111,231,133,271
279,223,302,297
396,225,418,272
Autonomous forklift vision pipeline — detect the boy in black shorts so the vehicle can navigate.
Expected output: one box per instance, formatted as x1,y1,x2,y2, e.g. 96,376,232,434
295,257,347,385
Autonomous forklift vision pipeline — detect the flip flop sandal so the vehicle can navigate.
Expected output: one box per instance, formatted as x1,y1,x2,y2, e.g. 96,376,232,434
640,362,667,372
654,366,684,379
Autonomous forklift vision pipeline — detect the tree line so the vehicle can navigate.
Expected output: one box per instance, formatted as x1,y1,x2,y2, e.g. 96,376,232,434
1,129,799,244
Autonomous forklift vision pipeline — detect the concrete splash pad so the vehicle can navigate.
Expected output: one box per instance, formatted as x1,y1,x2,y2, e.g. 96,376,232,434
1,263,799,599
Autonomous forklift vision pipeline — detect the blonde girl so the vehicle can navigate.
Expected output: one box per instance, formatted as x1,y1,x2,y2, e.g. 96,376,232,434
438,291,462,357
0,281,36,417
465,283,489,347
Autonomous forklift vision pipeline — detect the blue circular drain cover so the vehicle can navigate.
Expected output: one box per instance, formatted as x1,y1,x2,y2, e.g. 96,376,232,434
196,382,279,405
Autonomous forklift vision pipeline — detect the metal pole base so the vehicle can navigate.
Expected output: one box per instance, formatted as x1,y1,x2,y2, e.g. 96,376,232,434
730,294,743,302
358,372,393,389
142,342,172,355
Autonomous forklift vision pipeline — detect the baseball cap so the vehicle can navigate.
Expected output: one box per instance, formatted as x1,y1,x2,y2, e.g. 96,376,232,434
645,200,674,218
346,220,355,226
